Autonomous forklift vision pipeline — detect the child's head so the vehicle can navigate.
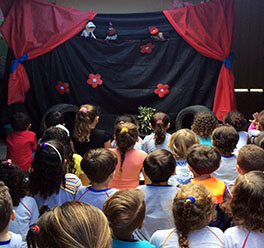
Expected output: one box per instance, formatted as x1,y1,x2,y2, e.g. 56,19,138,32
187,144,221,175
173,183,215,247
169,129,200,159
28,201,111,248
115,122,138,174
257,110,264,131
143,149,176,184
247,132,264,149
0,160,27,207
236,144,264,174
29,140,65,199
74,104,99,142
114,114,139,127
103,189,145,240
150,112,170,145
11,112,30,131
42,126,75,174
223,111,248,132
44,111,64,129
0,181,14,233
229,171,264,232
191,112,218,138
212,125,239,155
81,148,118,183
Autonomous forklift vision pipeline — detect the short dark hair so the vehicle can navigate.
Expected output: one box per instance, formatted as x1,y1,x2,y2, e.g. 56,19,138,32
237,144,264,173
44,111,64,128
81,148,118,183
0,181,13,232
187,144,221,175
143,149,176,183
11,112,30,131
247,132,264,149
212,125,239,155
223,111,248,132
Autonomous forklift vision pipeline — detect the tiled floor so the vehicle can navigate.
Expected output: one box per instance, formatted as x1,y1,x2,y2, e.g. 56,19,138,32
0,139,7,159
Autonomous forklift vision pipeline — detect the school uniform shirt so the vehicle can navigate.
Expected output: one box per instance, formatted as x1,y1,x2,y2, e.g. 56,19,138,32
9,196,39,247
233,131,248,156
142,133,171,153
76,186,118,210
225,227,264,248
112,137,143,150
197,135,212,146
134,185,178,241
150,226,226,248
212,155,238,185
112,239,155,248
34,174,82,208
0,232,23,248
6,130,37,171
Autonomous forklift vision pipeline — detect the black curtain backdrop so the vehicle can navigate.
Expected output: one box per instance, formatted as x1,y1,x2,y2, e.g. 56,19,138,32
20,12,222,135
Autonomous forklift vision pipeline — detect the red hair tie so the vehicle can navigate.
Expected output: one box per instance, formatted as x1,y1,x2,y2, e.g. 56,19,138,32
156,120,163,124
33,225,40,234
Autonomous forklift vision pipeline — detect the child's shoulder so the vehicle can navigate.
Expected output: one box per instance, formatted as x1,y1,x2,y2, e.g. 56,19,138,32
8,232,23,247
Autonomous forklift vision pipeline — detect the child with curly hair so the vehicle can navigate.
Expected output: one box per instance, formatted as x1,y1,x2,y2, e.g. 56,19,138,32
150,183,226,248
0,160,39,247
73,104,111,156
27,201,111,248
191,112,219,146
142,112,171,153
168,129,200,185
29,140,81,208
224,171,264,247
109,122,149,189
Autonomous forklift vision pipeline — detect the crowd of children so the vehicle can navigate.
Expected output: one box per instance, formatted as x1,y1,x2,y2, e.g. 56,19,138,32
2,107,264,247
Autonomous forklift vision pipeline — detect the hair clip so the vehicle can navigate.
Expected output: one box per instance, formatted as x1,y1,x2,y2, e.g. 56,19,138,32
156,119,163,124
186,196,196,203
41,143,47,148
121,127,128,133
41,143,62,164
2,159,12,166
56,124,70,137
33,224,40,234
80,107,88,113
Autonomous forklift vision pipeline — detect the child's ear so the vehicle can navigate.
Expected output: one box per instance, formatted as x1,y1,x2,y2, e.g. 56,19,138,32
27,123,32,130
167,122,170,129
236,163,244,175
149,123,153,129
109,172,115,180
10,210,16,221
171,168,176,176
139,220,144,229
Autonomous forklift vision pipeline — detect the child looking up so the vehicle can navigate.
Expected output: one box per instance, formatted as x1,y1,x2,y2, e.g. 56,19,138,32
134,149,178,241
6,112,37,175
0,160,39,247
27,201,111,248
76,148,118,210
168,129,200,185
109,122,149,189
103,189,155,248
150,183,226,248
73,104,111,156
29,140,81,208
187,144,225,204
142,112,171,153
0,181,23,248
224,171,264,247
211,125,239,185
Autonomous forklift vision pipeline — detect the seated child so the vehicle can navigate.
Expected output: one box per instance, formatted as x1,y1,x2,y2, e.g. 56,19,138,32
0,160,39,247
76,148,118,209
211,125,239,185
187,144,225,204
142,112,171,153
27,201,111,248
150,183,226,248
224,171,264,247
133,149,178,241
103,189,155,248
0,181,23,248
6,112,37,174
248,111,264,135
168,129,200,185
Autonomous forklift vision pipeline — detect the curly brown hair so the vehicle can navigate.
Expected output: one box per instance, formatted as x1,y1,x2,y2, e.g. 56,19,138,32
191,112,218,138
173,183,215,248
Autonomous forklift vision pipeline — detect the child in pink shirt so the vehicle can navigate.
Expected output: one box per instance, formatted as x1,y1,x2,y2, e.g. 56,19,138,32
109,122,149,189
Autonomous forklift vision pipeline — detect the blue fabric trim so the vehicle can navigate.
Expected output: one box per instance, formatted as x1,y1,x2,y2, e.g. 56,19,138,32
0,239,11,245
221,154,235,158
88,186,111,192
146,184,173,187
11,53,28,73
222,52,236,69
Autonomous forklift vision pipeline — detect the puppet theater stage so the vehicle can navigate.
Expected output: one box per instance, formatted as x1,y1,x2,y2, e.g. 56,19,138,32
0,0,236,135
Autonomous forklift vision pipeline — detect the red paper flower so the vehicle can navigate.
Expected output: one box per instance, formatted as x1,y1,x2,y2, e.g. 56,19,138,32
154,83,170,98
56,81,70,95
140,43,155,54
87,73,103,88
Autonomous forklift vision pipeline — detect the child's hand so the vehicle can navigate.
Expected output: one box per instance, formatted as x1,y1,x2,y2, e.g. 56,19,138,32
249,112,259,124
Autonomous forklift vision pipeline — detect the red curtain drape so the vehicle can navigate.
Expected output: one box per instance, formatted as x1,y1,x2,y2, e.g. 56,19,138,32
163,0,236,121
0,0,96,105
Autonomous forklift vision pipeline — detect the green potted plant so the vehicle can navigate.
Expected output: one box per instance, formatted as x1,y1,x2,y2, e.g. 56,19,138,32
137,106,156,136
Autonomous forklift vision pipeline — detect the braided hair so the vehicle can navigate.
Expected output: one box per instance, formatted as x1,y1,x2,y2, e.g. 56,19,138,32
115,122,138,175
